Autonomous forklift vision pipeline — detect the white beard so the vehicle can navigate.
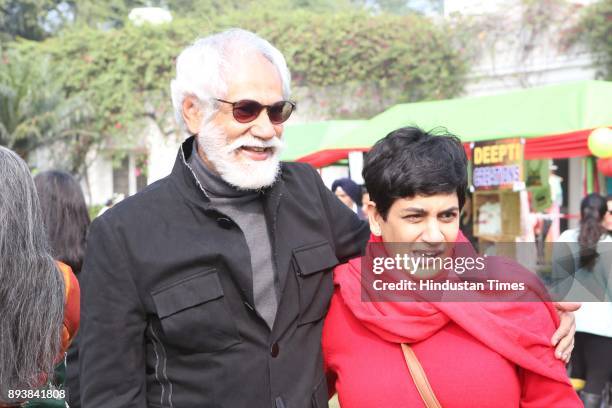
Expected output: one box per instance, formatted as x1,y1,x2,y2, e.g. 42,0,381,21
197,120,285,190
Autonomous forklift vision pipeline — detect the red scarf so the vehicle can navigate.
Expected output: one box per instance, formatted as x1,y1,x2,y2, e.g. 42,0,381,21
334,233,570,384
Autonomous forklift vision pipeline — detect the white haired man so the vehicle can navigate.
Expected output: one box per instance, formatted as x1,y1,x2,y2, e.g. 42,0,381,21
77,29,578,408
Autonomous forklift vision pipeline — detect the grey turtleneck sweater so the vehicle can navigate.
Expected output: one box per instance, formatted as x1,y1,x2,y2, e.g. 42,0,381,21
188,143,278,329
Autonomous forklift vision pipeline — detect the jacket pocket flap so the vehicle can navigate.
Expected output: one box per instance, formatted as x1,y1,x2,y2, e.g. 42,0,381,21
293,241,339,276
152,270,223,319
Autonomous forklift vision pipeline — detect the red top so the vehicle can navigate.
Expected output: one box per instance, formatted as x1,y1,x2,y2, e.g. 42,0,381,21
322,235,581,407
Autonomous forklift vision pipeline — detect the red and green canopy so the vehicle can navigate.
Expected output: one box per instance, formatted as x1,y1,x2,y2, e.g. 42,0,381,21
280,120,365,165
294,80,612,167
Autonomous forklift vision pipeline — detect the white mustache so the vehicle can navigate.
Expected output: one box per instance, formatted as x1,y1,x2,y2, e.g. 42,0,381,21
226,135,285,153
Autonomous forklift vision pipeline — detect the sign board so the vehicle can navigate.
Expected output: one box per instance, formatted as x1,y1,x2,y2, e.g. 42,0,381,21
471,138,524,191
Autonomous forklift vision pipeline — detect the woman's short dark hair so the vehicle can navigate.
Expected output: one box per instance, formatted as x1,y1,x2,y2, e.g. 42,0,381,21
362,126,468,220
34,171,91,274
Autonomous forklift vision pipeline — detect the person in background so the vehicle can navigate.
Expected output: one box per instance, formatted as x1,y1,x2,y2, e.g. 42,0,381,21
97,198,114,217
323,127,581,407
34,171,91,276
605,194,612,233
34,170,90,408
96,193,125,218
0,147,75,407
556,193,612,408
361,186,370,217
332,177,365,219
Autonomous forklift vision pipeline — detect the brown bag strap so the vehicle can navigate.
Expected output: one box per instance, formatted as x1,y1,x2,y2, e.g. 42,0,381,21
401,343,443,408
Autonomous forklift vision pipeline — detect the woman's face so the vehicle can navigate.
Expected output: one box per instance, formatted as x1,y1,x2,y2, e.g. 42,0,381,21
369,193,460,245
604,199,612,231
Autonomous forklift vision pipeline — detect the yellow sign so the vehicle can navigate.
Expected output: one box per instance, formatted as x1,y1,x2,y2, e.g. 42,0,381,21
471,138,524,190
473,142,522,165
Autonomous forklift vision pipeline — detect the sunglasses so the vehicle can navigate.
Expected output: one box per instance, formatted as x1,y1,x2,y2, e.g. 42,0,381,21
215,98,295,124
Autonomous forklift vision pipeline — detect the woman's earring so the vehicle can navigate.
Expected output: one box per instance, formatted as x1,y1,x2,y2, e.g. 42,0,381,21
371,224,381,236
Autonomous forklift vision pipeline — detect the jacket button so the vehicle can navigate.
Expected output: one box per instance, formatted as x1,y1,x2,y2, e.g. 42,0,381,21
270,342,279,358
216,217,233,229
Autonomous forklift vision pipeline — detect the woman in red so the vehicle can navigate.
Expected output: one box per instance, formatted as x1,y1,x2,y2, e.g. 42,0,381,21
322,127,581,407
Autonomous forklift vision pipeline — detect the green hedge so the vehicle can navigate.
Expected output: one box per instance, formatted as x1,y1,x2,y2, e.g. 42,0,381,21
13,11,468,140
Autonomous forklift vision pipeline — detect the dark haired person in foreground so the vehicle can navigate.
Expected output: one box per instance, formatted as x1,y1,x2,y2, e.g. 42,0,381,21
556,193,612,407
0,147,79,407
322,127,581,407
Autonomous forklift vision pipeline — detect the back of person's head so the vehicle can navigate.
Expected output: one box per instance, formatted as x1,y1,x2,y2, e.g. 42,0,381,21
34,170,91,274
331,178,362,206
170,28,291,130
362,126,468,220
0,147,64,404
578,192,607,269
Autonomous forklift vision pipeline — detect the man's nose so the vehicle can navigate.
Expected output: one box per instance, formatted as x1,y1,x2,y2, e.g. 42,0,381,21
250,110,277,140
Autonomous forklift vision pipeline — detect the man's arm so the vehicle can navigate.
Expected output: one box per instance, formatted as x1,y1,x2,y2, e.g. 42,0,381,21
310,166,370,262
79,216,147,407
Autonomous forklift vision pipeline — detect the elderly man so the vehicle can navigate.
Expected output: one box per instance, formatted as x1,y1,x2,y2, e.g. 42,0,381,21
78,29,577,408
78,29,368,408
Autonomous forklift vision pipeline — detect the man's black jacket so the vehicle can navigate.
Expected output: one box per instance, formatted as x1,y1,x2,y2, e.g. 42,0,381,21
78,137,370,408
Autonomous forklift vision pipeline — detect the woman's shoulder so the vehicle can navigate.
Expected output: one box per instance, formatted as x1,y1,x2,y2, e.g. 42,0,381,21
322,284,362,356
326,259,374,338
332,257,362,285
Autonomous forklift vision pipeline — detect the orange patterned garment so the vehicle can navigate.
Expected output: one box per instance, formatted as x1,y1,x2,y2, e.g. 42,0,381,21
57,261,80,356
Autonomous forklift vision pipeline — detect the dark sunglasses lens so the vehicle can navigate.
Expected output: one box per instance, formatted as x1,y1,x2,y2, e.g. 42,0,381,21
233,100,262,123
268,101,294,124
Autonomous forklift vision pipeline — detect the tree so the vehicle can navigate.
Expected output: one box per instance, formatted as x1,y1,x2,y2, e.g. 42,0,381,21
571,0,612,80
0,50,92,166
0,0,66,41
446,0,589,89
6,7,469,179
67,0,148,29
369,0,444,15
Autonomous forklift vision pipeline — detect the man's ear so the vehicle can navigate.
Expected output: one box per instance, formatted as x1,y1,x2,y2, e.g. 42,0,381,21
181,96,204,134
367,201,382,236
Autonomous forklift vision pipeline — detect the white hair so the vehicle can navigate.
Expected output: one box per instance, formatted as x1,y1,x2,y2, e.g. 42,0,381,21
170,28,292,131
0,146,64,404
